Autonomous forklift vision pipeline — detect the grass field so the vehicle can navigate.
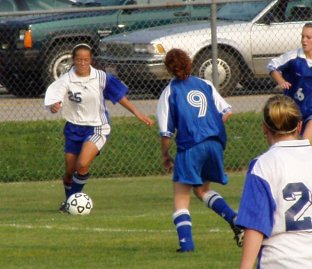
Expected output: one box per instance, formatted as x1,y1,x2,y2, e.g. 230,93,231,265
0,112,267,182
0,173,246,269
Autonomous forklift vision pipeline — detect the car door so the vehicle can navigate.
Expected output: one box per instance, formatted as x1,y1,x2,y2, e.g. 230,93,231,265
116,0,193,32
250,0,311,77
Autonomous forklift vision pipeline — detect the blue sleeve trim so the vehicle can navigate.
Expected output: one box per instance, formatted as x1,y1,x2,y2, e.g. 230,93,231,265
160,131,174,138
236,172,276,238
104,73,128,104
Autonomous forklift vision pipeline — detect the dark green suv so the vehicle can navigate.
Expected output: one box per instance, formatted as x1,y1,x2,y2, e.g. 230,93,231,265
0,0,211,97
0,0,72,12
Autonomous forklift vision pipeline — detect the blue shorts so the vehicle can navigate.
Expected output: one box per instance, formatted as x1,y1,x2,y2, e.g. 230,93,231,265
173,138,228,186
64,122,110,155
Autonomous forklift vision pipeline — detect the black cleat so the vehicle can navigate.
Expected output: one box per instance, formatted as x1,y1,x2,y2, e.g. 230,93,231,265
58,201,68,213
230,222,244,247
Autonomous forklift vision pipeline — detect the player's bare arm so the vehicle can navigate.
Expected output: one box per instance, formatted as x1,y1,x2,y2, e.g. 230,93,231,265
160,136,174,173
222,111,233,123
270,70,292,90
240,229,264,269
118,96,154,127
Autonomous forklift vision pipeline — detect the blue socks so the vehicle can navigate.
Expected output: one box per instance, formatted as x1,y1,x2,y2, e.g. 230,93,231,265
173,209,194,252
63,181,72,198
67,172,90,198
203,190,236,224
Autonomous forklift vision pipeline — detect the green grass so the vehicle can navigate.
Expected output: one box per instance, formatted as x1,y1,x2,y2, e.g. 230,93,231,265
0,173,246,269
0,112,267,182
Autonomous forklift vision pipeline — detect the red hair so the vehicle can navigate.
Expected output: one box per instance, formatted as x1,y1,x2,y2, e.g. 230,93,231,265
164,48,192,80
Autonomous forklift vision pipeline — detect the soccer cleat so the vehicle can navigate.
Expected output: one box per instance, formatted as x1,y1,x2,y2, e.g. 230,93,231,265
58,201,68,213
230,222,244,247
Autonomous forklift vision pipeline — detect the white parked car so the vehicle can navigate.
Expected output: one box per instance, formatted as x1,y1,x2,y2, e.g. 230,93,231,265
95,0,312,96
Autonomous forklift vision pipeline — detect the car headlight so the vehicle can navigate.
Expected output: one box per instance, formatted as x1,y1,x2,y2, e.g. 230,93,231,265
134,43,165,54
99,42,108,53
17,29,33,49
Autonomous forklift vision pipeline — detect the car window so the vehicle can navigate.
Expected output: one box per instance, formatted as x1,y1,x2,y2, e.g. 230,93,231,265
25,0,73,10
262,0,312,23
216,1,269,21
0,0,17,11
285,0,312,21
71,0,130,6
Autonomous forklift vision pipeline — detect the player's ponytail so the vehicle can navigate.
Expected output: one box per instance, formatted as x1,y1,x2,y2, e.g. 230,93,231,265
263,95,302,135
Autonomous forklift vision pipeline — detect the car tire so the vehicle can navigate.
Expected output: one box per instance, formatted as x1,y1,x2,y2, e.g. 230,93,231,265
45,45,74,84
193,49,241,96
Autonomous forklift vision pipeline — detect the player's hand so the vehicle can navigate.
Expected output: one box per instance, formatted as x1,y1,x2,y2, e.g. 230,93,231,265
138,113,155,127
162,155,174,173
50,101,62,113
278,80,292,90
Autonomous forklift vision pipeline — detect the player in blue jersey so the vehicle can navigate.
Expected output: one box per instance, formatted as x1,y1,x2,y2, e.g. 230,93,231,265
44,43,154,212
267,23,312,144
156,48,244,252
237,95,312,269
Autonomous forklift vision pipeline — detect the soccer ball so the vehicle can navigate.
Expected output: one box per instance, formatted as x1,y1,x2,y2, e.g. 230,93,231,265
66,192,93,215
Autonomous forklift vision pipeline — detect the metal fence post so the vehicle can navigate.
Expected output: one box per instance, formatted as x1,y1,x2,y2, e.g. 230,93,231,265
211,0,218,89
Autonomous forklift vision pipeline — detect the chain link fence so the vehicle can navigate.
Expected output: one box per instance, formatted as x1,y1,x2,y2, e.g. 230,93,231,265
0,0,310,181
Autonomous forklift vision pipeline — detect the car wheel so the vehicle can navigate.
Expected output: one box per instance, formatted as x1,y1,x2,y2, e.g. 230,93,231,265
193,49,241,96
47,46,73,82
45,45,74,84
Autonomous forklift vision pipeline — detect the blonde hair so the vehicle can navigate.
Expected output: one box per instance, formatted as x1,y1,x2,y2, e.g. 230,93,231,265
263,95,302,135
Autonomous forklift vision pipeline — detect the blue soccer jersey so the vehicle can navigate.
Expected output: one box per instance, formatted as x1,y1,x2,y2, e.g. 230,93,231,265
236,139,312,269
267,48,312,121
156,76,231,151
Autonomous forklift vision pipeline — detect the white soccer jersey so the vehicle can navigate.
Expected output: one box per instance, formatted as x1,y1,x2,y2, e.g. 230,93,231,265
45,66,109,126
237,139,312,269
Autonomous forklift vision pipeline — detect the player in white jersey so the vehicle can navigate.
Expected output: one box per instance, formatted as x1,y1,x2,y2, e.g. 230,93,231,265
156,48,244,252
267,23,312,144
237,95,312,269
44,43,154,212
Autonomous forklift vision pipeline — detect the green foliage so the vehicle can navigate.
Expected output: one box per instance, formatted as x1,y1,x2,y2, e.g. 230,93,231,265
0,174,245,269
225,112,267,170
0,113,267,182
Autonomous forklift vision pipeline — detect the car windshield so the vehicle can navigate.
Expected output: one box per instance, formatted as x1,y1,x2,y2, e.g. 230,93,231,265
70,0,129,6
216,0,270,21
25,0,129,10
25,0,73,10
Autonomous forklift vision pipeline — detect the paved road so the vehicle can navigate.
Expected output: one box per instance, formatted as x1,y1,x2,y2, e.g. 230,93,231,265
0,91,272,122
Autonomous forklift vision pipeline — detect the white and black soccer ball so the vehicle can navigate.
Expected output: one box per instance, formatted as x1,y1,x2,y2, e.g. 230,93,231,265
66,192,93,215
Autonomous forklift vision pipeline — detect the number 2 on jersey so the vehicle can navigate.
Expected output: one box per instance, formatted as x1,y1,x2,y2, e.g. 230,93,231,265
283,182,312,231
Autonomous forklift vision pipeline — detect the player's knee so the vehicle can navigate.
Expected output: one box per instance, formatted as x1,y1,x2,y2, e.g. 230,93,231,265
76,160,91,174
193,188,204,200
193,185,210,200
